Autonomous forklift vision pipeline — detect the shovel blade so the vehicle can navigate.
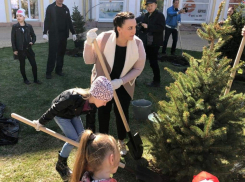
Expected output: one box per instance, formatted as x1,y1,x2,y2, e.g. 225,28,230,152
127,132,143,160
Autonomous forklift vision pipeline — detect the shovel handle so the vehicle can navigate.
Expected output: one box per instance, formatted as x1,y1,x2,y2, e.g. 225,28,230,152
93,40,130,132
11,113,79,147
11,113,126,169
224,36,245,95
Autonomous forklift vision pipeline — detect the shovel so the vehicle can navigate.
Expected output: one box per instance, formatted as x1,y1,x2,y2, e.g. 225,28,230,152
92,40,143,160
177,22,183,56
224,36,245,95
11,113,163,182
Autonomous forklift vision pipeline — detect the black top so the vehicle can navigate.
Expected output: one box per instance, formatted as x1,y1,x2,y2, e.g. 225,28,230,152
142,10,165,46
110,45,131,100
56,6,67,37
43,2,75,38
110,45,127,80
20,26,28,49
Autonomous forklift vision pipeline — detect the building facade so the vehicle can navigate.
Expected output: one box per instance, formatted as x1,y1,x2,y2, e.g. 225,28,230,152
0,0,243,27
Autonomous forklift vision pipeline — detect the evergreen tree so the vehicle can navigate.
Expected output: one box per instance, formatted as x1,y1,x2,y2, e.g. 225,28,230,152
71,5,86,41
218,3,245,63
148,2,245,181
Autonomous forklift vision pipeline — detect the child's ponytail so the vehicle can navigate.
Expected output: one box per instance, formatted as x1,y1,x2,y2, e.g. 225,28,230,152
71,130,93,182
71,130,120,182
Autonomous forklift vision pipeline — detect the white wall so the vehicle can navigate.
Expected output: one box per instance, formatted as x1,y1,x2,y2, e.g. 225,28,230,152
0,0,7,23
43,0,50,16
91,0,97,21
64,0,83,16
127,0,137,15
93,0,141,22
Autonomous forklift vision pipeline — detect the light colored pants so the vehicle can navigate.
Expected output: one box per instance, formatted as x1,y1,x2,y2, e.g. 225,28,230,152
54,116,84,158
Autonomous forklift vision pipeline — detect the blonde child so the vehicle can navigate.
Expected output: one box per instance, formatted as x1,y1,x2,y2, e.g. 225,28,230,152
71,130,120,182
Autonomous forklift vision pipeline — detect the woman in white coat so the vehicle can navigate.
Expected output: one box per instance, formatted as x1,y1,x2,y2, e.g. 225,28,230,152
83,12,146,155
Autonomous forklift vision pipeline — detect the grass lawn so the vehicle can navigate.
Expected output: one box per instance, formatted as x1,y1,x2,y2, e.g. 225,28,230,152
1,40,245,182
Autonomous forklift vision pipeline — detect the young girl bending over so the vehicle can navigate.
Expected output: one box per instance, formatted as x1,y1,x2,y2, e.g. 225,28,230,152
71,130,120,182
33,76,113,181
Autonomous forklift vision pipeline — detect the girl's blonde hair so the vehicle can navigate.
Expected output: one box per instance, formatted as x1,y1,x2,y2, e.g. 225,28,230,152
71,130,120,182
74,88,91,100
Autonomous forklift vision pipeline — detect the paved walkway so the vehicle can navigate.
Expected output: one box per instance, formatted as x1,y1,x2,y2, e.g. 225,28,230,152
0,26,207,52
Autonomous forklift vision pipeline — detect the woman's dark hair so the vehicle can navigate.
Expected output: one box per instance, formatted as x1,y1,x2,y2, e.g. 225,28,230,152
113,12,135,38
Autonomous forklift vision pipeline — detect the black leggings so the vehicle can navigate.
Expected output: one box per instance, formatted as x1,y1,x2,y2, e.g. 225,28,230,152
98,87,131,140
18,49,37,81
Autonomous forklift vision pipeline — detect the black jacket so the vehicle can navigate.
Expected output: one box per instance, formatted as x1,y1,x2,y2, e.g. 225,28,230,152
142,10,165,46
136,14,147,45
39,89,95,125
11,22,36,51
43,2,75,38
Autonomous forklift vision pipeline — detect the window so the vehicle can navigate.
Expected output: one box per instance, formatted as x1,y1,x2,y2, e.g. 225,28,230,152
223,0,242,19
98,0,125,22
228,0,243,8
11,0,39,20
181,0,211,23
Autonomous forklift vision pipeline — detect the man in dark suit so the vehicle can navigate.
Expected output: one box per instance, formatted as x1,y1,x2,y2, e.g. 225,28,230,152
142,0,165,87
43,0,77,79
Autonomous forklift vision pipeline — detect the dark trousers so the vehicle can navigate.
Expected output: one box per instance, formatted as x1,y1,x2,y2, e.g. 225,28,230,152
146,46,160,82
18,49,37,81
46,34,67,75
162,27,178,55
86,104,97,133
98,87,131,140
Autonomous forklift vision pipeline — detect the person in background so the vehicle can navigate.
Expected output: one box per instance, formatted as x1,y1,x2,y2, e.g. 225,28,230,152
33,76,113,181
219,7,234,25
142,0,165,87
11,8,41,85
43,0,77,79
71,130,120,182
161,0,185,56
83,12,146,156
227,6,234,17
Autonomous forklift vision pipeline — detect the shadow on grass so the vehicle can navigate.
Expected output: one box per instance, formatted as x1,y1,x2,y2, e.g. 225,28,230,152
1,41,245,181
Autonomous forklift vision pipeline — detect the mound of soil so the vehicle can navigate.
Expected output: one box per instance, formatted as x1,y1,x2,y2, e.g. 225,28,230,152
159,54,189,67
65,48,83,57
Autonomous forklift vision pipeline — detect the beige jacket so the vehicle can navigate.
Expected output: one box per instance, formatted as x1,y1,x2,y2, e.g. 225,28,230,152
83,30,146,99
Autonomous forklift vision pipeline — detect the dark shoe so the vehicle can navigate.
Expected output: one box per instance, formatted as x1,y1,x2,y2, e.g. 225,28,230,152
56,153,72,182
55,72,65,76
46,74,52,79
34,80,42,84
146,81,160,87
24,80,31,85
